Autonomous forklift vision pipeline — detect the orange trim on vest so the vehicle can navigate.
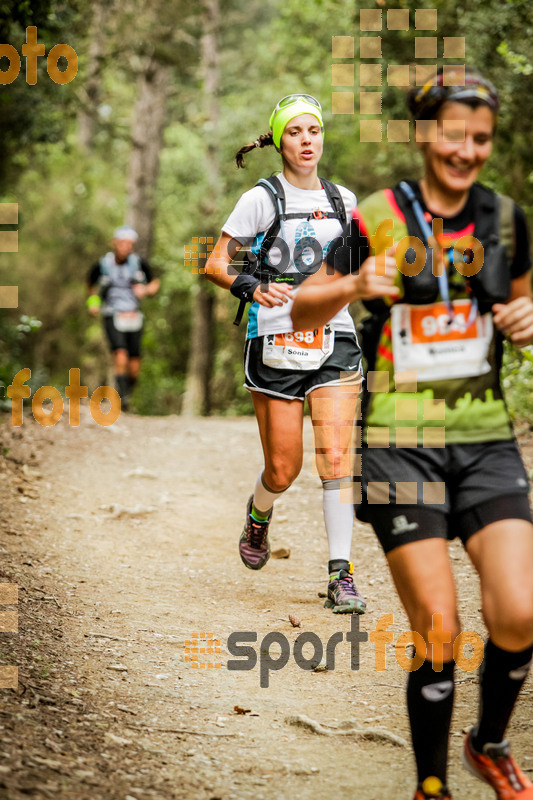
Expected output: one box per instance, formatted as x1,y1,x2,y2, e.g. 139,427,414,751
384,188,405,222
437,221,476,241
351,207,369,239
378,343,394,362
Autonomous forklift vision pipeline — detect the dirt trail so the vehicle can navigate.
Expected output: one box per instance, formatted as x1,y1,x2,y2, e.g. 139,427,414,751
0,409,531,800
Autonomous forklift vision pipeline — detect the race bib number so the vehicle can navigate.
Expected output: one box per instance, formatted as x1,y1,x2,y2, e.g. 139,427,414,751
113,311,144,332
391,300,493,381
262,326,334,371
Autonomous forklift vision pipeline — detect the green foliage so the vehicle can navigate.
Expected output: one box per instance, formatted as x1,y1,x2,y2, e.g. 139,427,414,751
502,342,533,422
0,313,42,405
0,1,87,189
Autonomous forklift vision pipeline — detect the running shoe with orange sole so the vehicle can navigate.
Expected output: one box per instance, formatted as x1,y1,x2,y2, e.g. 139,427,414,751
413,776,452,799
462,727,533,799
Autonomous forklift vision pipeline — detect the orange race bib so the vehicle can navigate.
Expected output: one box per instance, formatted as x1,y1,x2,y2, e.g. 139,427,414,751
391,300,493,381
263,326,334,370
273,328,326,349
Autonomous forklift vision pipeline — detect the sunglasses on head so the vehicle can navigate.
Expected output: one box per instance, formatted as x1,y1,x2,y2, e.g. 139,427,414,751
271,94,322,118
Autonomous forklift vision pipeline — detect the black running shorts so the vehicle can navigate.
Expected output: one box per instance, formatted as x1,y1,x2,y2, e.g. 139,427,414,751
104,316,143,358
355,439,532,553
244,333,363,401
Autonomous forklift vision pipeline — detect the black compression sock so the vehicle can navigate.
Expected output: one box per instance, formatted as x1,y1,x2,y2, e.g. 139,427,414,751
407,659,455,784
116,374,130,399
328,559,350,574
473,639,532,750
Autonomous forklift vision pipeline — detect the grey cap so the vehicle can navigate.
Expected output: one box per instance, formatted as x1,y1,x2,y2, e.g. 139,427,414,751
113,225,138,242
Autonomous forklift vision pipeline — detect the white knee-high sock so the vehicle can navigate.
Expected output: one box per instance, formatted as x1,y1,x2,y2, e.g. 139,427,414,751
252,471,287,514
322,478,354,564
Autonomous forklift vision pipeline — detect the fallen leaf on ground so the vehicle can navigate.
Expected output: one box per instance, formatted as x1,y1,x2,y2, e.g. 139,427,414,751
271,547,290,559
234,705,251,715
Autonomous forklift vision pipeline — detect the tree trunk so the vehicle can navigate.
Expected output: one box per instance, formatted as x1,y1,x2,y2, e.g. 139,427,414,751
77,0,111,151
126,56,170,260
181,0,221,417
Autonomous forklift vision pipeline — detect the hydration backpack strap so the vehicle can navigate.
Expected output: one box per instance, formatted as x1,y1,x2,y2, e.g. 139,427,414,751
99,252,142,281
498,194,515,262
126,252,142,278
392,182,426,242
319,177,347,228
471,184,514,259
99,252,114,277
256,176,285,254
233,176,286,326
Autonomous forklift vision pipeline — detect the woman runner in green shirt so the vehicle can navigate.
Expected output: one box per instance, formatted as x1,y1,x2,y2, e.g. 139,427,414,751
292,68,533,800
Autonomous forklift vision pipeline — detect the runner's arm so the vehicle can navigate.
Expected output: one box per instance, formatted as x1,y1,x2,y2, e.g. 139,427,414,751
133,278,160,298
86,263,102,315
204,232,293,308
291,255,399,331
133,260,160,298
492,270,533,347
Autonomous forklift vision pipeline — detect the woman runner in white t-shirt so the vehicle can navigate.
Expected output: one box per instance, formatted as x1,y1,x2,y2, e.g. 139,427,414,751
205,94,365,613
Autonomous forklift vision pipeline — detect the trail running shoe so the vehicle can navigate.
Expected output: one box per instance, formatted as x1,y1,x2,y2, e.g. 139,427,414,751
462,727,533,799
239,495,271,570
324,561,366,614
413,776,453,799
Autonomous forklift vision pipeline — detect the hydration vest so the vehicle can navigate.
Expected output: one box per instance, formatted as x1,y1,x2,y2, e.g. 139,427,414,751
98,252,146,314
358,182,515,373
392,181,514,311
361,182,514,311
234,175,347,325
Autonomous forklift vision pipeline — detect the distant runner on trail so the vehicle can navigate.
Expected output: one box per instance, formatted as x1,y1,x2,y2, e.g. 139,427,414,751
205,94,366,614
292,68,533,800
87,226,160,410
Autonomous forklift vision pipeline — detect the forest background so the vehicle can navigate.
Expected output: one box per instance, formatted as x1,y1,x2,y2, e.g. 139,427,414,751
0,0,532,418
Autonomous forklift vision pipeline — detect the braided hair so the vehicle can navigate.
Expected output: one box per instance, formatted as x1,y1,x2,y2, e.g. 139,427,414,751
235,132,274,168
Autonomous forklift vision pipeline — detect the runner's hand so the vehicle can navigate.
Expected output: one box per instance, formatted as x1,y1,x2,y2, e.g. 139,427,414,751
352,251,400,301
492,297,533,347
132,284,148,299
253,283,294,308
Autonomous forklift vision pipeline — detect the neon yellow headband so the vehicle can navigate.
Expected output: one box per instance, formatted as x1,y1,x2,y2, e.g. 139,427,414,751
269,95,324,149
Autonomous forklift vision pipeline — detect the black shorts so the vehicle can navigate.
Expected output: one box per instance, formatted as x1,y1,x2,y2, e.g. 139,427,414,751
355,439,532,553
244,333,363,401
104,316,143,358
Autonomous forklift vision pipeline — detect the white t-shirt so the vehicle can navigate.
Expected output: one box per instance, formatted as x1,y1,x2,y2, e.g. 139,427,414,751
223,173,357,339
